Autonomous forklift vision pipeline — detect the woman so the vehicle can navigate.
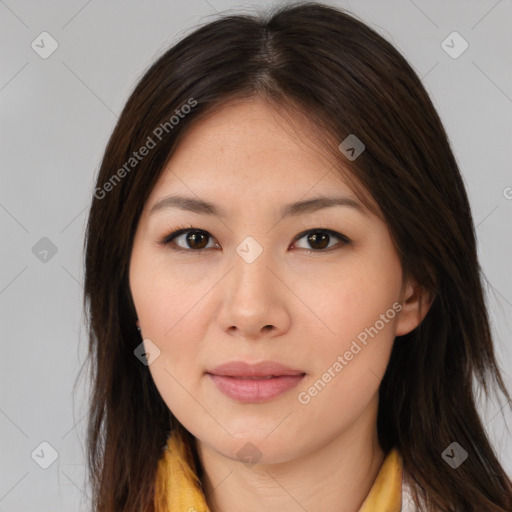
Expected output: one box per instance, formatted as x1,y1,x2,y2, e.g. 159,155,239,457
81,2,512,511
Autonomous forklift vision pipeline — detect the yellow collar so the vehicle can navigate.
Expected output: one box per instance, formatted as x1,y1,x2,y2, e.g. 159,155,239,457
154,429,403,512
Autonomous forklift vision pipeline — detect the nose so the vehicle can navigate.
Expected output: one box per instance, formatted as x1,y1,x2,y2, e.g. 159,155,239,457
216,245,291,340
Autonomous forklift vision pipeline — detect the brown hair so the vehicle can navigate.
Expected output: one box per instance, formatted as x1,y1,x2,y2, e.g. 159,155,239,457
80,2,512,511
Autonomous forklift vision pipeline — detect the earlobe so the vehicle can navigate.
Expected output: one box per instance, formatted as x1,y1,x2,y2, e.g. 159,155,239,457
395,280,432,336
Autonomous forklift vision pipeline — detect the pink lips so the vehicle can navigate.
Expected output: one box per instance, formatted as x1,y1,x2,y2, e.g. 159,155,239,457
206,361,305,403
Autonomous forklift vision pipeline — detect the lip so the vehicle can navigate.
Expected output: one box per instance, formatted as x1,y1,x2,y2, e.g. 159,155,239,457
207,360,305,378
206,361,306,403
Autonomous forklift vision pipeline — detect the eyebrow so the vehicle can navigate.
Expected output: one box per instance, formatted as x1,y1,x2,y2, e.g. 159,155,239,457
148,194,366,219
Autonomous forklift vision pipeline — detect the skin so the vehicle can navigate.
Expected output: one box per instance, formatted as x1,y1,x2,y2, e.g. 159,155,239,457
129,96,430,512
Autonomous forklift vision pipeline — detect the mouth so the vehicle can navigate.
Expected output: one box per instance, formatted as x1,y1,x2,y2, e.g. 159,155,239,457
206,360,306,402
207,360,305,377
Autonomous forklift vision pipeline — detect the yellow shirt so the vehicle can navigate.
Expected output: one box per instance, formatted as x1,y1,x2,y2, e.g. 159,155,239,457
154,428,403,512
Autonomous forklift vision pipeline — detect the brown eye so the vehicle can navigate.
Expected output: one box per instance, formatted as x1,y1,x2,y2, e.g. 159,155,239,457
162,227,350,253
163,229,217,251
293,229,350,252
307,231,330,250
184,231,209,249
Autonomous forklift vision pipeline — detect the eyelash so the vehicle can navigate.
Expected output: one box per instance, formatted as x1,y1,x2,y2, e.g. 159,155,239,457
158,224,351,254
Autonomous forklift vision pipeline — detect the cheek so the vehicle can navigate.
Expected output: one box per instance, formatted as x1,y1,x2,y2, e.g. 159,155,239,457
132,267,208,423
130,253,207,374
293,252,402,347
131,251,196,334
293,250,401,406
296,298,398,429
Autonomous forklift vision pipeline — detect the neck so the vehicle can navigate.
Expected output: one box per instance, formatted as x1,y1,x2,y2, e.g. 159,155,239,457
195,396,385,512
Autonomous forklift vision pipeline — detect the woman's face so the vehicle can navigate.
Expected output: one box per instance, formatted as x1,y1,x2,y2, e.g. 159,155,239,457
129,97,421,464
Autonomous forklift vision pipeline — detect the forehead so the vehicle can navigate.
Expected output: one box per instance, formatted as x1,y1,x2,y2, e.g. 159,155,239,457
148,97,357,201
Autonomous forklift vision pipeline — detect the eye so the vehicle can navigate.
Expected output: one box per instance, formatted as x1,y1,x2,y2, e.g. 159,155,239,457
292,229,350,252
159,226,350,253
160,226,219,251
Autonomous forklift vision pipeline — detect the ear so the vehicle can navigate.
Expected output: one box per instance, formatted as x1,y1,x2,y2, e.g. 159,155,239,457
395,278,432,336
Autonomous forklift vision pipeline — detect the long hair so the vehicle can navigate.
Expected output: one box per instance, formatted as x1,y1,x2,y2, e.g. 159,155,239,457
80,2,512,510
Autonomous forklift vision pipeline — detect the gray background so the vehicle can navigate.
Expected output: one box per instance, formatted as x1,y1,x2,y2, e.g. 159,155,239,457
1,0,511,510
